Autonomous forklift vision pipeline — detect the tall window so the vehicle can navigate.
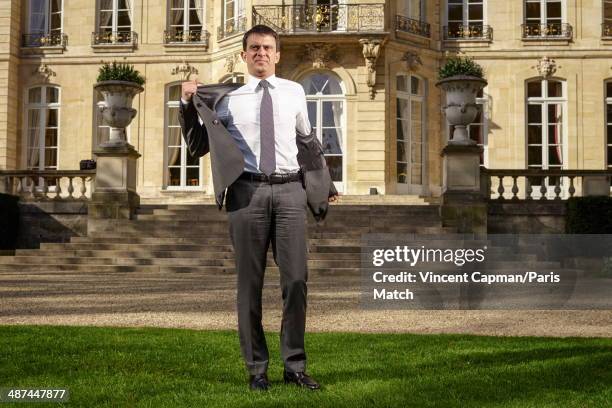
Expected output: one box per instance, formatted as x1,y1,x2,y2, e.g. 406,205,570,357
25,0,63,46
165,84,202,189
604,0,612,37
526,78,565,191
300,72,345,192
606,81,612,176
524,0,565,37
399,0,424,20
222,0,245,36
449,89,488,166
396,74,425,190
97,0,132,42
167,0,206,43
446,0,485,39
25,86,60,170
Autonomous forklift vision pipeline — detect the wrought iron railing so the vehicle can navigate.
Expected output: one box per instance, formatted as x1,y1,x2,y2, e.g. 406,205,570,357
22,33,67,48
603,22,612,38
0,170,95,201
252,4,385,33
481,169,612,201
164,29,210,46
91,30,138,45
218,16,247,40
395,15,430,38
443,24,493,40
521,23,572,39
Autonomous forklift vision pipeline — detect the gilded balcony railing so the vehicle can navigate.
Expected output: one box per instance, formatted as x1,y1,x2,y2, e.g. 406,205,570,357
0,170,95,201
603,22,612,38
481,169,612,201
521,23,572,39
218,16,247,40
164,29,210,46
252,4,385,33
443,24,493,40
395,15,430,38
91,30,138,45
22,32,68,48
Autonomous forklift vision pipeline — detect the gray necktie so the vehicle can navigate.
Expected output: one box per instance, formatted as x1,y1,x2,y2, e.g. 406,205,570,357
259,79,275,176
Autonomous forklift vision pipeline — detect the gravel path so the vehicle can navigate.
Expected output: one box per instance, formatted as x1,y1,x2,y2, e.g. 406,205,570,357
1,271,610,337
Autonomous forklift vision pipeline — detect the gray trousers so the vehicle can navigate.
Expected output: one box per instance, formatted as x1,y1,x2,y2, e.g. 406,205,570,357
226,178,309,375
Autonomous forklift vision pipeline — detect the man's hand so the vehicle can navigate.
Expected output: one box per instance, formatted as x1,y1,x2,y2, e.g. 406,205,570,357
328,194,339,203
181,78,202,102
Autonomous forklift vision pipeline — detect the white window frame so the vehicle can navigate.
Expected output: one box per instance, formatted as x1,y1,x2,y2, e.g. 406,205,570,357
396,73,427,194
525,78,567,197
398,0,426,21
223,0,245,33
23,85,61,172
524,0,564,26
167,0,206,35
302,72,346,193
164,83,203,190
97,0,132,34
26,0,63,35
445,0,487,31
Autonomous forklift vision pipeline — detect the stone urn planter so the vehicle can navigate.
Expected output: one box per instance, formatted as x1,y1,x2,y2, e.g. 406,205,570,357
94,80,143,146
436,75,487,145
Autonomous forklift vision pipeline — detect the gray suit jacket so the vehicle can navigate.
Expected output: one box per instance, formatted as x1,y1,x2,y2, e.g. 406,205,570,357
178,83,336,221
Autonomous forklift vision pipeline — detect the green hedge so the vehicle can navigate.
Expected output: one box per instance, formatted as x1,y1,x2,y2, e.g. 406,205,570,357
566,196,612,233
0,193,19,249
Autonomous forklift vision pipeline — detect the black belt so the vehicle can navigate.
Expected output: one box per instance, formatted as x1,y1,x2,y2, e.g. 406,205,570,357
239,171,302,184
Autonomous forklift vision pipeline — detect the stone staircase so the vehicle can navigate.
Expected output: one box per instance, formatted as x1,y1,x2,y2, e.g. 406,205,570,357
0,204,455,276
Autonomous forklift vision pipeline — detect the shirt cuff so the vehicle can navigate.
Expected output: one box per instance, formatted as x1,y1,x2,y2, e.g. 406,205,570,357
180,98,191,106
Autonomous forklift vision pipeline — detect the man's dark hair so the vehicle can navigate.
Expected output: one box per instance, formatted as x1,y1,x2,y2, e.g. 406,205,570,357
242,24,280,51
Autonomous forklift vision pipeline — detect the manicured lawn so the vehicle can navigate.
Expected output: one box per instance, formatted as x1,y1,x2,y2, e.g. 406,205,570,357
0,325,610,407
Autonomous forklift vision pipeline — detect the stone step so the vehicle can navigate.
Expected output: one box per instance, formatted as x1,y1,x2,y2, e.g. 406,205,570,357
0,264,360,276
0,256,360,269
69,236,363,247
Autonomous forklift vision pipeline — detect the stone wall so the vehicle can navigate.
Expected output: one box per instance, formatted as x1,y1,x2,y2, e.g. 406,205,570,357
16,201,88,248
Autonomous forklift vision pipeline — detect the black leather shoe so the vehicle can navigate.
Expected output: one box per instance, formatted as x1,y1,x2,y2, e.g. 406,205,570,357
249,373,270,391
283,370,321,390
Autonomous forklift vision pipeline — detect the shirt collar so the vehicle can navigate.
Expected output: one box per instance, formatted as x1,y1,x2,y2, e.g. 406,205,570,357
246,74,278,92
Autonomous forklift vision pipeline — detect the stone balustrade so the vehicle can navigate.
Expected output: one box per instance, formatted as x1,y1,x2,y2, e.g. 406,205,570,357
481,169,612,201
0,170,95,201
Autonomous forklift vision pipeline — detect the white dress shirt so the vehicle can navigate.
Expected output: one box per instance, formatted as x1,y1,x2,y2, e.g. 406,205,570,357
183,74,312,174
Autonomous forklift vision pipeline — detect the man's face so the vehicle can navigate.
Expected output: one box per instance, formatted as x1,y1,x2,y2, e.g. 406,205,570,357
241,33,280,78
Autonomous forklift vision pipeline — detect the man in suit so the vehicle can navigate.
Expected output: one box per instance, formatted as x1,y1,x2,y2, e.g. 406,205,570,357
179,24,337,391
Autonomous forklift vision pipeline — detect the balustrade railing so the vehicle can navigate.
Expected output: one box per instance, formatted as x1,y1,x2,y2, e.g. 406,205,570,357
603,22,612,38
395,15,430,38
0,170,95,201
481,169,612,201
22,32,68,48
443,24,493,40
164,29,210,46
521,23,572,39
92,30,138,45
252,4,384,33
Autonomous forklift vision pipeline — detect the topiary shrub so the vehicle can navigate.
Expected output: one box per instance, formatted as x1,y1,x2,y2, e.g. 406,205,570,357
566,196,612,233
438,55,484,80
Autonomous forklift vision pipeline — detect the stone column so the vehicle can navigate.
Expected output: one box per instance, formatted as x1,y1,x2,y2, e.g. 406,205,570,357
440,144,487,234
88,144,140,231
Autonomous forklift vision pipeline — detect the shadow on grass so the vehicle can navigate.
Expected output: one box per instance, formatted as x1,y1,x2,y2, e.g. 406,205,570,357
0,326,610,408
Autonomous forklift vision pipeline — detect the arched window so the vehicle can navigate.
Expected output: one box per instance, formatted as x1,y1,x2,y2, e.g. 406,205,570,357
165,83,202,189
25,85,60,170
396,73,426,193
299,72,345,192
526,78,566,194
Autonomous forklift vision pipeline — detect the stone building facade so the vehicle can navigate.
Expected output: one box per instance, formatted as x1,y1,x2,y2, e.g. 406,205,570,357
0,0,611,201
